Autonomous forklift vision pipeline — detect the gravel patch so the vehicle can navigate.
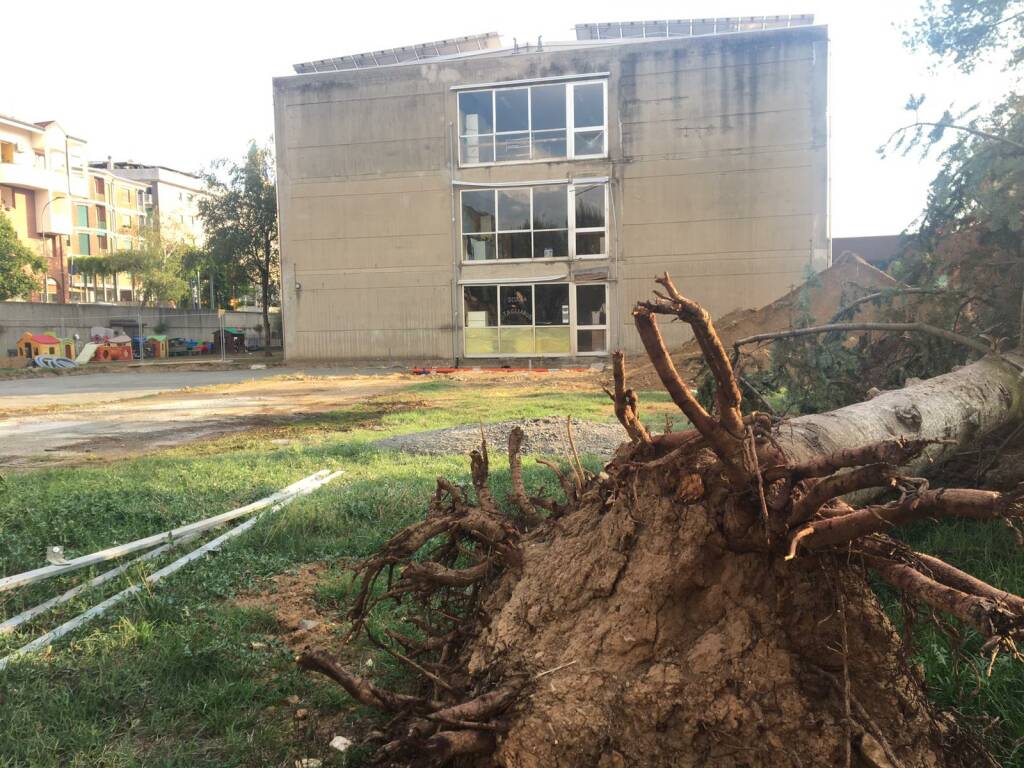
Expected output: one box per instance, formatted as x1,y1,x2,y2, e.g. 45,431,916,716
376,416,626,459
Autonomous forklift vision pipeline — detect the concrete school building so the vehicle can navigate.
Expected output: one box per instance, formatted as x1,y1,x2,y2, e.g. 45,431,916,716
273,16,829,363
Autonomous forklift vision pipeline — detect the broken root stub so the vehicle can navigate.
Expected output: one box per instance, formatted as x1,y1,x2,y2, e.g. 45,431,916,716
299,275,1024,766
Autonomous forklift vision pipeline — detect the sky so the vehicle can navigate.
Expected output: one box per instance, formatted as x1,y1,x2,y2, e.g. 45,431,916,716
2,0,1012,237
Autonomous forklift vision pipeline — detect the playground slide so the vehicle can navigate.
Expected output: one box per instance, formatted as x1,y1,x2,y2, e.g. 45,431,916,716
75,342,99,365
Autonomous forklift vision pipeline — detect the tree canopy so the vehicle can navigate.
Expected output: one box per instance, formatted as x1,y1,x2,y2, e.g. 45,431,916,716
73,223,189,306
198,142,279,352
0,211,45,301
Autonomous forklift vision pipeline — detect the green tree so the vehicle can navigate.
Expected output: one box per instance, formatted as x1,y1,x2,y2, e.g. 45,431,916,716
74,223,189,306
0,211,45,301
198,142,279,354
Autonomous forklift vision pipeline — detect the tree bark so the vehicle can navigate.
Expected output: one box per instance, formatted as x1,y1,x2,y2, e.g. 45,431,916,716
260,252,272,357
775,351,1024,478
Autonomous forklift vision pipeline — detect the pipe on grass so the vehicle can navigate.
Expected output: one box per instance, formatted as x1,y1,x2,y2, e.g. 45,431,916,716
0,470,343,670
0,470,333,594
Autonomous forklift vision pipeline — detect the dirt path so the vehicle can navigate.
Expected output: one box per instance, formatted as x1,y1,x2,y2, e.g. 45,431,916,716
0,371,410,469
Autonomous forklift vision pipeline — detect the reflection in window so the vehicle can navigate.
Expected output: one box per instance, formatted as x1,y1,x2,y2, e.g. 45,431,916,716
574,184,607,257
464,283,572,356
462,190,496,261
575,283,608,354
500,286,533,325
461,184,606,260
458,80,605,165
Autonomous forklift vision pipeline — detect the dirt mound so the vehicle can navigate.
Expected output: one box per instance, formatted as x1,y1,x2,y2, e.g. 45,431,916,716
470,460,947,767
236,563,342,656
376,417,624,459
629,253,897,390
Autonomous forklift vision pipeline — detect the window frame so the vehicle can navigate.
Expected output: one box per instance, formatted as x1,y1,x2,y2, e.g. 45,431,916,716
457,79,608,168
462,281,609,358
573,283,610,356
459,182,608,263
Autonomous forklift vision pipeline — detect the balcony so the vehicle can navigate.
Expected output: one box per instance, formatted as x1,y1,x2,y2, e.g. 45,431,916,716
0,162,68,193
35,193,72,236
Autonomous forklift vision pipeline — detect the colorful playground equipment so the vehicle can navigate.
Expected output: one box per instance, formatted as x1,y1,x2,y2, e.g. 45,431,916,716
17,333,62,359
145,335,169,359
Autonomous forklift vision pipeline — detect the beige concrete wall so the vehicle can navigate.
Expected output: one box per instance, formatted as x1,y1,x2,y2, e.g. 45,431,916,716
273,25,828,362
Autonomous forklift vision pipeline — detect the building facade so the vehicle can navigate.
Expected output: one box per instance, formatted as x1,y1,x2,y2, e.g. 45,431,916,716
68,166,152,303
100,162,206,246
0,115,87,303
273,18,829,362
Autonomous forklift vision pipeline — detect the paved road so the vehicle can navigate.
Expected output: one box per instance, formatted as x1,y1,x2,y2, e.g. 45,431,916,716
0,364,404,410
0,366,411,469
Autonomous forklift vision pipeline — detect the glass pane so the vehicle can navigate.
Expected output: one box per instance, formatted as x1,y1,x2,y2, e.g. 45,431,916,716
459,91,493,134
574,129,605,156
577,329,607,353
533,230,568,259
466,328,499,355
535,284,570,325
497,189,530,231
575,185,605,228
499,285,533,325
576,284,607,325
464,286,497,326
576,231,606,256
573,83,604,128
532,130,567,159
495,133,530,162
531,84,566,130
500,327,534,354
460,135,494,164
464,234,496,261
495,88,528,132
532,187,568,229
462,190,495,233
498,232,532,260
535,326,571,353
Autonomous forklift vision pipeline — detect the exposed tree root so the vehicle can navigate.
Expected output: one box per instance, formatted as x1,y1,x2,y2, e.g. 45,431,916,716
298,275,1024,766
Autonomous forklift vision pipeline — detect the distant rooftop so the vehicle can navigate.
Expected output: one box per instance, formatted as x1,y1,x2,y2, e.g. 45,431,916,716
293,32,501,74
90,160,202,180
574,15,814,40
290,18,817,77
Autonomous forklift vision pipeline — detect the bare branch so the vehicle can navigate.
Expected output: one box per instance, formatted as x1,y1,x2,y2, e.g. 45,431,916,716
795,488,1024,552
733,321,1011,366
608,350,652,444
647,272,744,437
297,652,440,712
507,427,542,527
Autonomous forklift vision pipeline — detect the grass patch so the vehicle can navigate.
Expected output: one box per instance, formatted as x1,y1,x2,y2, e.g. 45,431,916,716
0,378,606,767
1,376,1021,765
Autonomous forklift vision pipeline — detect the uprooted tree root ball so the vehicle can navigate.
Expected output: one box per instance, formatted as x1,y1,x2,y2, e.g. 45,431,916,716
298,274,1024,767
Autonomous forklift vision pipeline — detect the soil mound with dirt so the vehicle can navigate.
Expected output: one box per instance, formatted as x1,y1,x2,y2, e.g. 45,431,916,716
376,417,624,458
629,253,897,390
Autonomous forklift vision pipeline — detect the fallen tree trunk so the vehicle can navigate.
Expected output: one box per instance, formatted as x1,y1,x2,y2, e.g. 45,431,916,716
298,276,1024,767
777,352,1024,473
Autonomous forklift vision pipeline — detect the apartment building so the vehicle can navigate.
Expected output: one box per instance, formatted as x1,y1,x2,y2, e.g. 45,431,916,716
99,162,206,245
68,167,152,303
0,115,87,303
274,17,829,362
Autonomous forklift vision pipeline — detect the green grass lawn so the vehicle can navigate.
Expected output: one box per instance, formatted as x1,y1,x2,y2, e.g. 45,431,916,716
0,378,1021,766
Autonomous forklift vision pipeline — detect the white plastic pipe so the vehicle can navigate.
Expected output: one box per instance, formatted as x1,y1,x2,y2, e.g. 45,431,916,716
0,470,331,594
0,535,197,635
0,470,342,670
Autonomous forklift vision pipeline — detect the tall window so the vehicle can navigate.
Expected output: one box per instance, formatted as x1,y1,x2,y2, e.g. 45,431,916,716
461,183,607,261
75,205,89,228
77,233,91,255
575,284,608,353
458,79,607,166
463,282,608,356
